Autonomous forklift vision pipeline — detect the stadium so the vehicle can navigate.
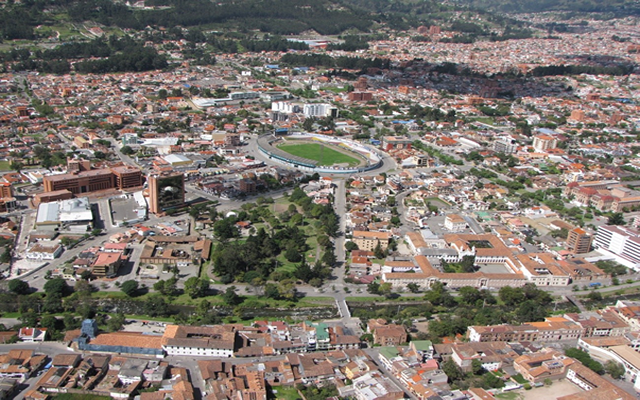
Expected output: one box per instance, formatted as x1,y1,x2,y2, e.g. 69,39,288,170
257,132,383,174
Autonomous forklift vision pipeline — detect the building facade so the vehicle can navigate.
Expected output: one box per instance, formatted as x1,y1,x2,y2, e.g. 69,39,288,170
43,166,143,194
594,225,640,270
147,172,185,214
567,228,593,254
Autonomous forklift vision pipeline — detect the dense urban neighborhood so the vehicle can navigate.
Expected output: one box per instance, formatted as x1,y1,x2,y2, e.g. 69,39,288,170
0,1,640,400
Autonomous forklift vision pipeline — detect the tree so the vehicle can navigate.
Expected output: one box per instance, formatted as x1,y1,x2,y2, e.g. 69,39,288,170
144,295,170,317
40,315,59,332
9,161,23,172
295,260,314,283
459,286,482,305
284,247,303,263
360,333,373,343
0,245,12,264
60,237,75,247
43,293,63,313
565,348,604,374
120,280,139,297
587,291,603,301
377,282,392,297
222,286,242,306
91,228,102,236
154,277,178,296
498,286,525,306
213,218,239,240
471,359,484,375
44,278,71,297
605,360,625,379
367,281,381,295
373,242,386,259
442,359,464,382
19,311,39,327
407,283,420,293
277,279,298,301
607,213,626,226
107,313,126,332
345,241,359,252
184,277,209,299
8,279,30,295
121,145,135,155
74,280,94,296
516,300,547,322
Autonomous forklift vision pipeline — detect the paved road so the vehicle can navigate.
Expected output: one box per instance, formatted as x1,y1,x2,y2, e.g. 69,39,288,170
363,347,418,400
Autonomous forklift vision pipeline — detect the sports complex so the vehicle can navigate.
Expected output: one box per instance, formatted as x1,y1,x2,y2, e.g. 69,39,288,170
257,132,383,174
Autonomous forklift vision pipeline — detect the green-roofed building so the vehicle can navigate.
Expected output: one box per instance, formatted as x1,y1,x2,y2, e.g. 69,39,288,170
305,321,330,351
410,340,434,360
378,346,400,370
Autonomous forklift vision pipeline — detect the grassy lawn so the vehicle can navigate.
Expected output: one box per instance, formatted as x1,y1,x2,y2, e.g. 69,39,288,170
496,393,522,400
124,314,176,323
91,291,131,299
0,161,11,171
272,386,302,400
512,374,528,384
345,296,381,302
423,197,451,207
472,117,496,125
0,312,20,318
278,142,360,166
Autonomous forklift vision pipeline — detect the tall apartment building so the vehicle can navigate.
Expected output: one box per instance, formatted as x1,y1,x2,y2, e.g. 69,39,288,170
302,103,338,118
0,182,12,199
238,179,257,194
148,172,185,214
594,225,640,270
0,182,16,213
43,166,143,195
566,228,593,254
493,138,518,154
533,134,557,152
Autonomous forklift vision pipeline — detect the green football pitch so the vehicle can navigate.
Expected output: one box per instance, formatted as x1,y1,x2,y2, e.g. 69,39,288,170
278,142,361,166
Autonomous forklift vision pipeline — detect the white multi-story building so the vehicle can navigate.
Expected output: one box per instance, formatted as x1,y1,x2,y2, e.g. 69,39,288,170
444,214,467,232
271,101,299,114
303,103,338,118
594,225,640,270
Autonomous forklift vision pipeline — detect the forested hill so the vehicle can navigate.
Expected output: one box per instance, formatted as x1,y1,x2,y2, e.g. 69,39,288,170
0,0,378,40
452,0,640,15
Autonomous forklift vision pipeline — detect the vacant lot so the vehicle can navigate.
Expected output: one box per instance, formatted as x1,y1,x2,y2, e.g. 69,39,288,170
278,142,360,166
522,380,582,400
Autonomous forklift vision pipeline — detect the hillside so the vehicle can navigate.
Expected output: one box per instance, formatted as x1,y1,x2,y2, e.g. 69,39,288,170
0,0,528,41
452,0,640,15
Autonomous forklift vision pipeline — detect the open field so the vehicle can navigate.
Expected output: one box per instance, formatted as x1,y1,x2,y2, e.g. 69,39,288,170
277,142,360,166
521,380,582,400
